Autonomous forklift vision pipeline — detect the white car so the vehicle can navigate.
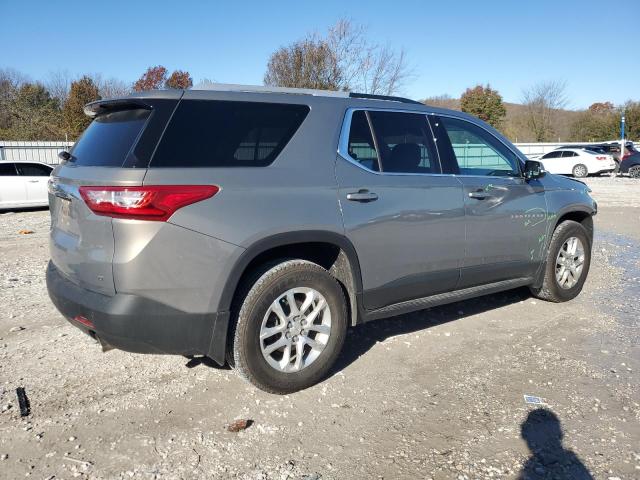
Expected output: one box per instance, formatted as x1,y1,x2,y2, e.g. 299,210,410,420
0,161,54,209
538,148,616,177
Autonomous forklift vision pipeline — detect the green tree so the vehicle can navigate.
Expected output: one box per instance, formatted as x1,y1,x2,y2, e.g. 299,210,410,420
460,84,506,129
62,76,101,139
622,101,640,141
1,83,62,140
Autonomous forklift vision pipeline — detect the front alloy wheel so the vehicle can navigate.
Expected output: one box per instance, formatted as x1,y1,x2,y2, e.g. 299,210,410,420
555,237,585,289
629,165,640,178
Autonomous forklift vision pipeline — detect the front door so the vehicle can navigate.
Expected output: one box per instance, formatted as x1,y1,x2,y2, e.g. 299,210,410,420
336,109,465,310
429,115,547,288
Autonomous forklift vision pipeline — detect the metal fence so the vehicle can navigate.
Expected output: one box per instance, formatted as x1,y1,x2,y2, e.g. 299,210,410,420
0,141,74,165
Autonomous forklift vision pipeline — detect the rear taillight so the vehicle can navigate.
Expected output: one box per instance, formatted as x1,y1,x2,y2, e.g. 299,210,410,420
79,185,219,221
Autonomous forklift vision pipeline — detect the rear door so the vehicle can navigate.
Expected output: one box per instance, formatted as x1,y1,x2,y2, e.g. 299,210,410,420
49,97,179,295
0,163,25,208
16,163,52,204
430,115,547,288
336,109,465,310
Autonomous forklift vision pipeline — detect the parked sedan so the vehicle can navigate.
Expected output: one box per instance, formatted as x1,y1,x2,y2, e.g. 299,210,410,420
0,161,53,209
539,148,616,177
619,152,640,178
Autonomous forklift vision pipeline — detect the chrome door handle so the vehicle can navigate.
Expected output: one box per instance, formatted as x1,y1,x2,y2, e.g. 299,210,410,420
27,180,40,183
347,189,378,202
468,190,492,200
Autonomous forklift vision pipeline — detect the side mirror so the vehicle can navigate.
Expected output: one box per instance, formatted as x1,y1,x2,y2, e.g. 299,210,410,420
524,160,545,180
58,150,73,162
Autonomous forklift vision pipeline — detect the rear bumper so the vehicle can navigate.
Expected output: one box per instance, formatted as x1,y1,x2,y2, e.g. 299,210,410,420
46,261,228,364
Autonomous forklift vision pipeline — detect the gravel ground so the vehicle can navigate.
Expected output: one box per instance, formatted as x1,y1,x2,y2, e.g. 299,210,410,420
0,176,639,480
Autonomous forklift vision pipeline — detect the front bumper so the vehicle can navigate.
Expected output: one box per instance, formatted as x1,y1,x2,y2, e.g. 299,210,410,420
46,261,229,364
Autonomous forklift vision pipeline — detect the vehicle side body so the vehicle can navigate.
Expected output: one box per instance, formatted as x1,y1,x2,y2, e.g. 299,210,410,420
46,88,597,368
0,161,53,209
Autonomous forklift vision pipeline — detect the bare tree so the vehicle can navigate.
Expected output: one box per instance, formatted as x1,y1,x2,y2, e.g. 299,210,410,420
46,70,74,104
90,74,131,98
521,80,568,142
264,19,411,95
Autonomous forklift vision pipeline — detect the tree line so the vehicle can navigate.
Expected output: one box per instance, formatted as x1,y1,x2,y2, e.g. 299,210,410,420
1,18,637,142
0,66,192,141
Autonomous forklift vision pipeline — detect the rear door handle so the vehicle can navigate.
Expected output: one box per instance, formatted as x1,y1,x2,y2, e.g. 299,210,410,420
347,189,378,202
27,180,40,183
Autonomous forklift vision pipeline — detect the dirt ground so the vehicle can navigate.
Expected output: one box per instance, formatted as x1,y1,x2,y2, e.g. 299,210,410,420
0,176,638,480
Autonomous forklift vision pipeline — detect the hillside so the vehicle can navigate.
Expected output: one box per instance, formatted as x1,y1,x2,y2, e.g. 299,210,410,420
421,97,582,142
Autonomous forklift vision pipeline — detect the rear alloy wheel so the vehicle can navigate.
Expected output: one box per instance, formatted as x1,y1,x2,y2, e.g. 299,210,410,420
629,165,640,178
572,164,588,178
230,259,347,394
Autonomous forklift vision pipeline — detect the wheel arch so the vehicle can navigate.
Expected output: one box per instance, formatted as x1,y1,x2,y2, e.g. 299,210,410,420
218,231,363,327
532,206,595,289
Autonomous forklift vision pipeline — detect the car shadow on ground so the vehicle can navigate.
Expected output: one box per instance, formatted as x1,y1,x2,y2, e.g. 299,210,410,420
331,286,532,374
0,206,49,214
196,287,532,375
517,408,593,479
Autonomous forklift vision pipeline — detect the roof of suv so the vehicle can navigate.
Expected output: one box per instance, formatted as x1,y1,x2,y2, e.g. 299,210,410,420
84,84,474,121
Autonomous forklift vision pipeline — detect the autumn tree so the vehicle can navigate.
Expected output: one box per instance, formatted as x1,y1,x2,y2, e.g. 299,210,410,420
62,76,101,139
460,84,506,129
165,70,193,89
264,19,411,95
133,66,168,91
521,80,568,142
569,102,617,142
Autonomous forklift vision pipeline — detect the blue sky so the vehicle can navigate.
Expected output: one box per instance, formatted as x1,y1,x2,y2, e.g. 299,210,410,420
1,0,637,109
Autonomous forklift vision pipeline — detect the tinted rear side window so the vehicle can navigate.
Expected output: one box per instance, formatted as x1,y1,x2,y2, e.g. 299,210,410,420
0,163,17,176
17,163,52,176
151,100,310,167
71,109,151,167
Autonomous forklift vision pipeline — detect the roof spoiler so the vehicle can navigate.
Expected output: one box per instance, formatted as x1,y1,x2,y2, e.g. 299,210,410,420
83,98,153,117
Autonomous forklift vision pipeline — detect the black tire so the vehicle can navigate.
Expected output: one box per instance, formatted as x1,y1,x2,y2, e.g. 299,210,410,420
229,259,347,394
530,220,591,302
572,164,588,178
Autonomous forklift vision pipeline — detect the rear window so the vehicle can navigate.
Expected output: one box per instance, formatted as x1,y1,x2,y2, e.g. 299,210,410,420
151,100,310,167
70,109,150,167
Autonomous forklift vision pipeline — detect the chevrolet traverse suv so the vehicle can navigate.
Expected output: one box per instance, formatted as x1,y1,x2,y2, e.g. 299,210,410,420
47,85,596,393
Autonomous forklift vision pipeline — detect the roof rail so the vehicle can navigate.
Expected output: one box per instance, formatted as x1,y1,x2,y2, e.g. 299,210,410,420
191,83,422,105
192,82,349,98
348,92,423,105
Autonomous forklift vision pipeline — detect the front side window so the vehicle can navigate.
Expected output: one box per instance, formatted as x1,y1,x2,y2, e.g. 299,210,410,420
17,163,52,176
437,117,520,176
0,163,17,176
152,100,309,167
541,151,561,159
561,151,577,158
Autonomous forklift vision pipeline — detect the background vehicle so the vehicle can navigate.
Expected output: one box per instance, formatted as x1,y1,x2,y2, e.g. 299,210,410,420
46,86,597,394
619,152,640,177
0,161,53,209
539,148,616,177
